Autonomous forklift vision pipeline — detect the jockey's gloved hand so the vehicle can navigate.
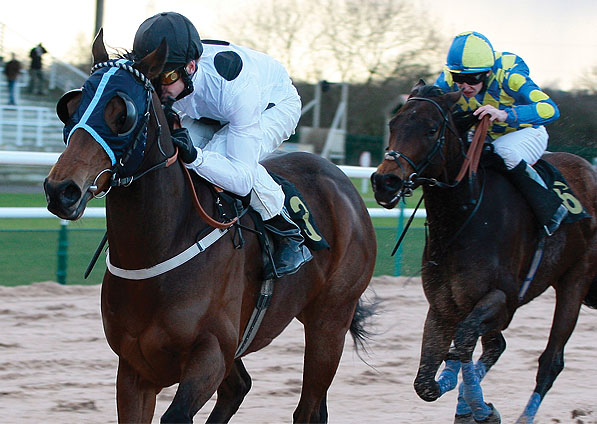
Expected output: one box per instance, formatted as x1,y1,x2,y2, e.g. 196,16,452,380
171,128,198,164
162,97,181,131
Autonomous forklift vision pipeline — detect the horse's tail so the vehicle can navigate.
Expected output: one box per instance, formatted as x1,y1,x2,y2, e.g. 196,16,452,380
349,295,379,358
582,276,597,309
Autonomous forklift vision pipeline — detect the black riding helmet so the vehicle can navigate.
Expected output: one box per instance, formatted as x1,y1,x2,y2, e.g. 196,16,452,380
133,12,203,100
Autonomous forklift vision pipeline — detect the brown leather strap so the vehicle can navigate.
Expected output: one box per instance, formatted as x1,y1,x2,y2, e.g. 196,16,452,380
180,160,238,229
454,115,490,183
165,148,179,167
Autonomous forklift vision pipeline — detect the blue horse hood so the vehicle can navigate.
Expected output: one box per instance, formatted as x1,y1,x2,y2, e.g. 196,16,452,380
63,59,151,168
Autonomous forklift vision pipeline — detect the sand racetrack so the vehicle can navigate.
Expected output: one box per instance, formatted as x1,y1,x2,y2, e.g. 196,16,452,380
0,276,595,423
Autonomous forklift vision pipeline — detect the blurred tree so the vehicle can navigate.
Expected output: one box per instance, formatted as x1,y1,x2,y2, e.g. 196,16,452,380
220,0,316,80
577,65,597,95
545,89,597,162
221,0,443,84
315,0,442,84
68,32,93,72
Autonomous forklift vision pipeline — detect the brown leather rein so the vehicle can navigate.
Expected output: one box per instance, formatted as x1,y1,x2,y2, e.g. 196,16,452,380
179,159,239,229
454,114,490,183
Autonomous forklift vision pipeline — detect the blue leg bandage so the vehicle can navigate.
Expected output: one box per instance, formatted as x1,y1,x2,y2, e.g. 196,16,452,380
456,361,487,415
438,360,461,396
461,361,491,421
519,392,541,422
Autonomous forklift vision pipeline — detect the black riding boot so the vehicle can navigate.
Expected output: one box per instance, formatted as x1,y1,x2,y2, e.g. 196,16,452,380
506,160,568,236
263,207,313,279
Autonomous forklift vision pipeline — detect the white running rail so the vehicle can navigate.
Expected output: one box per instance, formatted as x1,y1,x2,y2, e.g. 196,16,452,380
0,150,426,219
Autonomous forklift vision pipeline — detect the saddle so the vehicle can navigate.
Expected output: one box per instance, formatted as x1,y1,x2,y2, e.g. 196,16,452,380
479,148,590,224
533,159,591,224
210,172,329,278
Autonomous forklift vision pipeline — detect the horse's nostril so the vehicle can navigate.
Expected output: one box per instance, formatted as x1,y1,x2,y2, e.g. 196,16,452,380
60,183,82,208
382,174,402,191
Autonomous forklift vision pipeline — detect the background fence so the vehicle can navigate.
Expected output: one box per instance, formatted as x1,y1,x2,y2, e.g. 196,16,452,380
0,151,427,285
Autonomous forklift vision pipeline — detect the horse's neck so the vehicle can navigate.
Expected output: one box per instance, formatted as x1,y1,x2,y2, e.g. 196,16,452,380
105,162,206,266
422,176,482,239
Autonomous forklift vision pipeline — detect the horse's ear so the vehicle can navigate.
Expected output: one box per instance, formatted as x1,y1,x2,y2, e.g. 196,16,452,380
410,79,426,97
133,39,168,80
92,28,109,65
444,90,462,107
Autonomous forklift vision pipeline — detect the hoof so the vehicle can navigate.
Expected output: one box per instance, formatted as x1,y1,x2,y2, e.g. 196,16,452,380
454,413,475,424
475,403,501,423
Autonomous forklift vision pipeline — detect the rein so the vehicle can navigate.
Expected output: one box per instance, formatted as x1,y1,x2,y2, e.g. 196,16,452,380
384,96,489,193
454,114,490,183
385,96,490,255
181,164,238,229
83,60,239,277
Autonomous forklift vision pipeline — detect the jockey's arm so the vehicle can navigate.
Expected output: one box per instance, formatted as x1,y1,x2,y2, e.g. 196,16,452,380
500,72,560,126
185,80,263,196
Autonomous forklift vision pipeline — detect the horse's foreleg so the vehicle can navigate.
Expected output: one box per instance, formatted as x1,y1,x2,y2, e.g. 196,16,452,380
455,332,506,419
116,358,158,423
414,308,456,402
454,289,507,423
161,334,227,424
206,359,252,423
515,280,586,424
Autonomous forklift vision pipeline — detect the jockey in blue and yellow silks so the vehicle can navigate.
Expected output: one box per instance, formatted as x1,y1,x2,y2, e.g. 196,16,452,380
436,32,559,141
435,31,567,237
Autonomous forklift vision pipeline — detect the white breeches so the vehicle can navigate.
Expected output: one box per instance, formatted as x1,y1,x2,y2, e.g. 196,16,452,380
182,86,301,220
491,126,548,169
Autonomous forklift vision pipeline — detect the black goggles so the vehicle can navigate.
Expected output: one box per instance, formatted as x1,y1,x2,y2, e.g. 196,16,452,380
451,72,487,85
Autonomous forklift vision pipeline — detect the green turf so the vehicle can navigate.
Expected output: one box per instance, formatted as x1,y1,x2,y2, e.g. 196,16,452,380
0,191,427,286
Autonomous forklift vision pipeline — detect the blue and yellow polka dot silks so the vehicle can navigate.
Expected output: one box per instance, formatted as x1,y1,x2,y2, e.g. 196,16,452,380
436,51,560,140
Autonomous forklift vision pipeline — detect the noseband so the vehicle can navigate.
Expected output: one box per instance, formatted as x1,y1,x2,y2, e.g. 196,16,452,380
384,96,461,195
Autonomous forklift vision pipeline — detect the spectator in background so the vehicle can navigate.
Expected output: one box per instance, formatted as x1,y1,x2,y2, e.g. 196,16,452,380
4,53,22,105
28,43,47,95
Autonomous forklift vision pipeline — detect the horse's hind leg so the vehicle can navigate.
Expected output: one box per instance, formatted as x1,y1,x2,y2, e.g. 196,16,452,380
116,358,158,423
206,359,252,423
515,276,588,424
293,300,356,423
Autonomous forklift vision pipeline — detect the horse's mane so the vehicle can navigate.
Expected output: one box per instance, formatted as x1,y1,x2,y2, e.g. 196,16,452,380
413,83,478,135
416,84,444,99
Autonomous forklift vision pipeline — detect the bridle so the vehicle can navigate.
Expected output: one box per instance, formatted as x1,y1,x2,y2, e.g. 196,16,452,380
382,95,491,256
87,60,179,196
384,96,464,196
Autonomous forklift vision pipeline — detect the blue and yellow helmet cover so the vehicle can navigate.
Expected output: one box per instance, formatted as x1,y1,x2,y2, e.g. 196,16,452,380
447,31,495,74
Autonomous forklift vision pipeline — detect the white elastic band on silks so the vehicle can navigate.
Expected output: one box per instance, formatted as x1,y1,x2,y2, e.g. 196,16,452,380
106,227,230,280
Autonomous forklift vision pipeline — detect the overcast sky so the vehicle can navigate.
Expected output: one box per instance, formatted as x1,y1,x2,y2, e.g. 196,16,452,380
2,0,596,90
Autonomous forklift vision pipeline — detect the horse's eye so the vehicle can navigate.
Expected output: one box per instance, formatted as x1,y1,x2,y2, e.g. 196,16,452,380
115,92,138,137
428,127,438,136
116,112,128,128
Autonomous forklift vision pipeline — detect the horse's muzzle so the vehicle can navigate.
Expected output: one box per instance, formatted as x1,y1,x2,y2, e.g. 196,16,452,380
371,172,403,209
44,178,87,220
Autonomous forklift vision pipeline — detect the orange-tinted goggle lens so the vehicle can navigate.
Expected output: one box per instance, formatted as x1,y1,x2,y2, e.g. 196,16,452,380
160,69,182,86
